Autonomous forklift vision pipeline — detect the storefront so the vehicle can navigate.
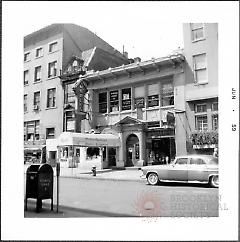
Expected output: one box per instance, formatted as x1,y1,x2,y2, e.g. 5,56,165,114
56,132,121,170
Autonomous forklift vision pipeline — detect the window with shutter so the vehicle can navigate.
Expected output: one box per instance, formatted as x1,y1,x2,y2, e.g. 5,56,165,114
147,83,159,107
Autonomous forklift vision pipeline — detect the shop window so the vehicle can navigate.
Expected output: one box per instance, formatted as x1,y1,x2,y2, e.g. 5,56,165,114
147,83,159,107
212,114,218,131
49,42,58,53
161,82,174,106
110,90,119,112
24,70,29,85
99,92,107,113
46,127,55,139
134,86,145,108
48,61,57,78
36,47,43,58
60,147,69,158
33,91,40,110
34,66,42,82
47,88,56,108
65,82,75,105
195,103,207,113
24,94,27,112
212,102,218,111
65,111,74,132
191,23,204,42
122,88,131,111
193,53,207,84
195,115,208,131
24,52,30,62
87,147,100,159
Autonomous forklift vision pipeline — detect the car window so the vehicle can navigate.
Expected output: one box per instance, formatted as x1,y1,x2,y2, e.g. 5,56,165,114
208,157,218,165
175,158,188,165
190,158,206,165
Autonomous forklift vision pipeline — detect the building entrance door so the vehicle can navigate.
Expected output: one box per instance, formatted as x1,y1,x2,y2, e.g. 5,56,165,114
126,134,139,167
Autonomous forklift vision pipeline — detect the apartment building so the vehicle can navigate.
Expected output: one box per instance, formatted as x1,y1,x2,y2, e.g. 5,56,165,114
183,23,218,154
24,24,128,161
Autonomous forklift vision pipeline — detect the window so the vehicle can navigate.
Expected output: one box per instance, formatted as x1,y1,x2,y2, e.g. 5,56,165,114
191,23,204,42
193,53,207,84
34,66,42,82
99,92,107,113
122,88,131,111
212,102,218,111
109,90,119,112
49,42,58,52
24,120,40,141
36,47,43,58
147,83,159,107
190,158,206,165
47,88,56,108
24,52,30,62
175,158,188,165
48,61,57,78
161,81,174,106
24,94,27,112
212,114,218,130
33,91,40,110
195,103,207,113
134,86,145,108
24,70,29,85
46,128,55,139
65,111,74,132
196,115,208,131
65,83,75,105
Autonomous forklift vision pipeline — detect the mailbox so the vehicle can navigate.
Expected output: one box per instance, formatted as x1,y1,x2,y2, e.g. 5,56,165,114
25,164,53,212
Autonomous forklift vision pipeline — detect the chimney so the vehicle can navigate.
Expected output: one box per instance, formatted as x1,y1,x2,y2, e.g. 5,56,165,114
134,57,141,63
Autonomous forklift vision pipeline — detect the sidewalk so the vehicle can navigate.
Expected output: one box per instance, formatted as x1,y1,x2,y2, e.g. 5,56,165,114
24,164,144,182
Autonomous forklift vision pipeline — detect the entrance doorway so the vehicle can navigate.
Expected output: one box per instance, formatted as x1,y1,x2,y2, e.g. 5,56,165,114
126,134,139,167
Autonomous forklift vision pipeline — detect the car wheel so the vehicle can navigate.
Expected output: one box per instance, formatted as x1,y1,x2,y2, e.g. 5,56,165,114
210,175,219,188
147,173,159,185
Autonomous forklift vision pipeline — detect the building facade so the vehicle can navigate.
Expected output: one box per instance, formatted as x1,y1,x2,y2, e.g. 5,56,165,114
183,23,218,154
73,54,186,168
24,24,128,162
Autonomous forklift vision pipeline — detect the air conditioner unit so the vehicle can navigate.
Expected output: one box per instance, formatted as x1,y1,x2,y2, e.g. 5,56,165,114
33,105,39,110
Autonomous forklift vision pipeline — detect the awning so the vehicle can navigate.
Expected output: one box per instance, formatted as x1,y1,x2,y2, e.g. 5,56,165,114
57,132,121,147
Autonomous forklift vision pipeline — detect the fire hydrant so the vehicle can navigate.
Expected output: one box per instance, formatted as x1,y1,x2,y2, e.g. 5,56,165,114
91,165,96,176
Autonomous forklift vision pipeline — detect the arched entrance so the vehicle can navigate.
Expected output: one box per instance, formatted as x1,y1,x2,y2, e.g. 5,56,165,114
126,134,139,167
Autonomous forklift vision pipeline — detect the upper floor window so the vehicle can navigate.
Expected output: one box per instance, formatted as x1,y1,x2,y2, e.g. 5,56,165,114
212,114,218,131
195,103,207,113
24,52,30,62
110,90,119,112
33,91,40,110
193,53,207,84
134,86,145,109
65,83,75,105
46,127,55,139
49,42,58,53
24,70,29,85
161,81,174,106
35,47,43,58
47,88,56,108
65,111,74,132
122,88,131,111
212,102,218,111
34,66,42,82
24,120,40,141
24,94,27,112
147,83,159,107
196,115,208,132
48,61,57,78
99,92,107,113
191,23,204,42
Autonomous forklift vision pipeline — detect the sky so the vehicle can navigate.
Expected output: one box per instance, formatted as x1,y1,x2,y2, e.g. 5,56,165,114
2,1,239,241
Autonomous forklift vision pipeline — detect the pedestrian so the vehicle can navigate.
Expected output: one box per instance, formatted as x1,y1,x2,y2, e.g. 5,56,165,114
213,147,218,158
165,156,169,164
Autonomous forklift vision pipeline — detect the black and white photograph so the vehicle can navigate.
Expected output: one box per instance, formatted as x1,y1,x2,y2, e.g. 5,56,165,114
1,1,239,241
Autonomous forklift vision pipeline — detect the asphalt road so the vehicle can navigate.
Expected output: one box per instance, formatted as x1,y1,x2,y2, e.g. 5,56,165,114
25,177,219,217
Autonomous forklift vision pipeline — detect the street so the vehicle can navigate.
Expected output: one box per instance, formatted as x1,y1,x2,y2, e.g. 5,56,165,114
25,177,219,217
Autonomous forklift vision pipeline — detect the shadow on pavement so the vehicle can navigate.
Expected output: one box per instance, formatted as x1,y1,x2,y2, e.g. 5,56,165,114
147,181,217,188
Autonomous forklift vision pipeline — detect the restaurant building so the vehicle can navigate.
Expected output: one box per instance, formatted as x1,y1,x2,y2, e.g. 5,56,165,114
73,53,186,168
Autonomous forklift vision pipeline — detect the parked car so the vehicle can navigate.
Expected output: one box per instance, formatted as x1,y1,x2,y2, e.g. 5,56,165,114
141,155,218,188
